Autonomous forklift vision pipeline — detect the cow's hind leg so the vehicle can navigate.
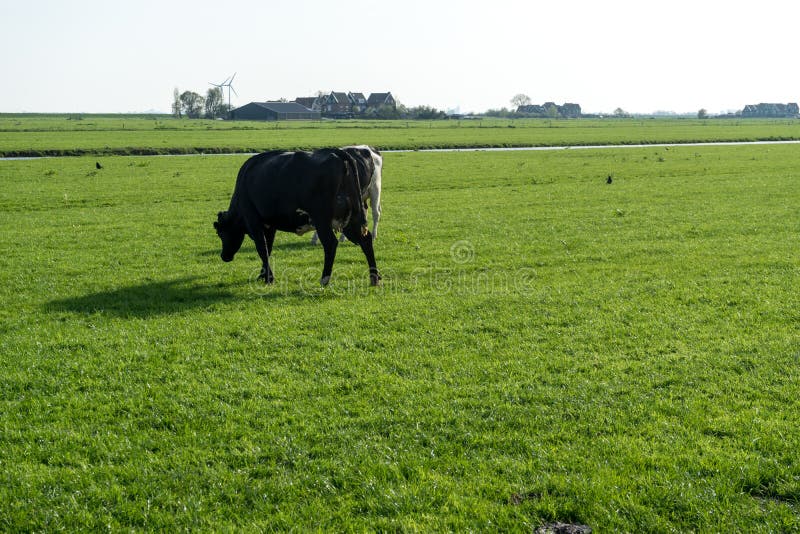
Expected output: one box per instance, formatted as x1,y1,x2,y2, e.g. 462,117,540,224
370,193,381,239
316,225,338,287
343,228,381,286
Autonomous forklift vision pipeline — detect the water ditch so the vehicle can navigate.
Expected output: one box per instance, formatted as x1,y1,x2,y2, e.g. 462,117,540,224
2,139,800,161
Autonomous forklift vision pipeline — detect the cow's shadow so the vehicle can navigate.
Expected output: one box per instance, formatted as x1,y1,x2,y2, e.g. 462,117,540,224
46,276,238,319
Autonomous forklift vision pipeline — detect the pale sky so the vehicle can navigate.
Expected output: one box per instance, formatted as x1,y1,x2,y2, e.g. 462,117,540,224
2,0,799,115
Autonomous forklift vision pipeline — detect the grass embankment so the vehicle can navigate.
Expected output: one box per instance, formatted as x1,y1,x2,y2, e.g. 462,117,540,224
1,146,799,530
2,116,800,156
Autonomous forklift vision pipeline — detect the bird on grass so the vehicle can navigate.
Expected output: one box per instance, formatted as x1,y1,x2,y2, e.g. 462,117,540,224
606,175,613,184
96,162,103,170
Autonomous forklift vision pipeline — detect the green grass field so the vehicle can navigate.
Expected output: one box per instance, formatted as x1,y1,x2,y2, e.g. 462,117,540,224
3,115,800,156
1,122,799,530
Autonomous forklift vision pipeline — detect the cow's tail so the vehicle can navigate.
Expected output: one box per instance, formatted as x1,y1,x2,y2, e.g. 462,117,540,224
332,148,368,232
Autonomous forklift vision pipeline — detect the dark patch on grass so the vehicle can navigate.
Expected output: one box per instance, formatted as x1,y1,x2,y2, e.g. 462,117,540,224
200,239,315,259
534,523,592,534
701,427,736,439
509,491,542,505
744,478,800,505
272,240,318,251
45,276,236,318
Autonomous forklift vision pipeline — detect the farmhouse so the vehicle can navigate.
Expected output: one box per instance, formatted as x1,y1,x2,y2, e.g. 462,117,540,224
741,103,799,118
321,92,353,117
293,97,321,111
517,102,582,118
559,103,582,118
228,102,321,121
366,92,396,109
350,93,368,114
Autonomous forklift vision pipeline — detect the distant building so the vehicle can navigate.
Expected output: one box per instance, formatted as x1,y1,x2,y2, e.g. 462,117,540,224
559,103,582,118
293,97,322,111
228,102,321,121
243,90,399,119
309,91,397,118
517,102,582,118
741,103,799,118
366,92,396,110
517,104,545,115
321,92,353,117
349,92,368,113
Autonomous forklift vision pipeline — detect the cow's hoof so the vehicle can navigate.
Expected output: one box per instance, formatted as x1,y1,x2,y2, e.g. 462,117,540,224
258,270,275,284
320,276,331,287
370,273,382,287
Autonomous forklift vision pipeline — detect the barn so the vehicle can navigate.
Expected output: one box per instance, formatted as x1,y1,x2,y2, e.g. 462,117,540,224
228,102,321,121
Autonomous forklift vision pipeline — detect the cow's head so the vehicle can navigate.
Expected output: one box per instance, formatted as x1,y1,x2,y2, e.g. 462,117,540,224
213,211,245,262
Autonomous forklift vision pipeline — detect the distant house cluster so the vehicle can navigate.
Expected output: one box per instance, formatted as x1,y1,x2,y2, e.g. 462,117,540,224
229,91,397,121
516,102,582,118
305,91,397,118
741,102,799,118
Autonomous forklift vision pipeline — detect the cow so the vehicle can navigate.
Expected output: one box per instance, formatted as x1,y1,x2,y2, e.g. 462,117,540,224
310,145,382,245
214,148,381,287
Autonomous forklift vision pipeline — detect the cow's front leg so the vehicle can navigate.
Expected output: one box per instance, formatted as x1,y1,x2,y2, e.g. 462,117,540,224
316,225,338,286
252,227,274,284
343,227,381,286
265,225,277,256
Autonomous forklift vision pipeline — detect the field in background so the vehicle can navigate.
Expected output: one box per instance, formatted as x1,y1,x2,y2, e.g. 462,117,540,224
3,115,800,156
1,132,799,530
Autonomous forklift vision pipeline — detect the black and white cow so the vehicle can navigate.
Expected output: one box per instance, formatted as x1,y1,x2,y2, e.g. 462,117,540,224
214,148,381,287
311,145,382,245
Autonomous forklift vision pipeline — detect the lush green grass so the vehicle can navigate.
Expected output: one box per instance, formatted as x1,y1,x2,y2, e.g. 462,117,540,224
1,145,799,530
3,115,800,156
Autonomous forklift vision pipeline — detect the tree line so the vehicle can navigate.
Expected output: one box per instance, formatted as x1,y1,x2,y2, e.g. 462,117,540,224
170,89,729,121
171,87,230,119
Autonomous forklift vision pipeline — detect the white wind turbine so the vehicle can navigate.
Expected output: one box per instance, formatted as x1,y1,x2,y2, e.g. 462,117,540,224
210,73,238,110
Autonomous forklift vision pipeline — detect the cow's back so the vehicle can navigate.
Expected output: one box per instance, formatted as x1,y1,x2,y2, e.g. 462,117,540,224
234,149,347,225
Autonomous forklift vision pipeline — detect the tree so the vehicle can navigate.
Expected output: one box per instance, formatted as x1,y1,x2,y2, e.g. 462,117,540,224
205,87,225,119
367,103,402,120
407,105,447,120
511,94,532,108
179,91,205,119
485,107,514,118
171,88,182,118
613,107,630,118
697,108,708,119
